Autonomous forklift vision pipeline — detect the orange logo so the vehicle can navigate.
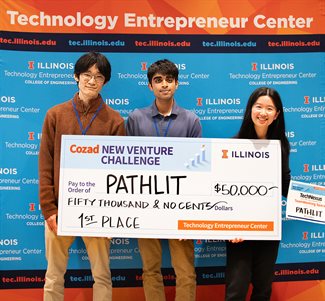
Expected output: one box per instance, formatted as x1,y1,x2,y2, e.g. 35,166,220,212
70,144,99,154
29,203,35,211
141,62,147,71
302,232,308,240
222,149,228,159
28,61,34,70
303,164,309,172
251,62,258,71
28,132,35,140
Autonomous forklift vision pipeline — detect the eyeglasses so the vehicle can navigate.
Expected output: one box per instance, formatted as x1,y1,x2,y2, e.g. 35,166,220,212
80,72,105,84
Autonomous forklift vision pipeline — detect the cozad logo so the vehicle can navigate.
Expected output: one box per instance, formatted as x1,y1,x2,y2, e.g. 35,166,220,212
251,62,294,71
27,60,74,70
304,95,325,104
221,149,270,159
69,144,99,154
303,163,325,172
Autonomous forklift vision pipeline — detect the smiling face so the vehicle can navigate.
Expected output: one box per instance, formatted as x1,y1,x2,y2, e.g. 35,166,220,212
148,73,178,104
251,95,279,138
74,64,105,103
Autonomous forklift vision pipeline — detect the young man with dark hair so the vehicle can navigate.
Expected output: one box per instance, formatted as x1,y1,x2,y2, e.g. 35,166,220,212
39,52,125,301
126,59,201,301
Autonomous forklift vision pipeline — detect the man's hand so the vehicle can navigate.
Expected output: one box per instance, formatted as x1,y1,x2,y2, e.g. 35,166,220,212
46,214,58,234
229,238,244,243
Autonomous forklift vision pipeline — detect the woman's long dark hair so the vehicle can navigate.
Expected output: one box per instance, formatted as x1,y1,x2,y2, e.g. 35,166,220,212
237,87,290,156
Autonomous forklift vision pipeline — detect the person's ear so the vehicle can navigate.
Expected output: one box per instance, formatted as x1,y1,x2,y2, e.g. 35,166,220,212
274,111,280,120
148,83,153,91
74,74,79,82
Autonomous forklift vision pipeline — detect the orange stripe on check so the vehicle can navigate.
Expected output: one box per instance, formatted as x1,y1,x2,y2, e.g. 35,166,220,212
178,220,274,231
313,186,325,191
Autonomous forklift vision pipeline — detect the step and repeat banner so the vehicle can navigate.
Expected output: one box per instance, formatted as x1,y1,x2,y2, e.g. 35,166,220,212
1,1,324,300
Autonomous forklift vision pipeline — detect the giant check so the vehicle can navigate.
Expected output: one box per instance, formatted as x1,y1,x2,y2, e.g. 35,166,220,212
58,135,282,240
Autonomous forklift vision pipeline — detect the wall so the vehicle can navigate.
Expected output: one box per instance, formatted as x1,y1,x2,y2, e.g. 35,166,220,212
0,1,324,300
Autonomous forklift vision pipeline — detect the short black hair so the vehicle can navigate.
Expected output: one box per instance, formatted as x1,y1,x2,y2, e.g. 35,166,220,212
147,59,178,84
74,52,111,84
